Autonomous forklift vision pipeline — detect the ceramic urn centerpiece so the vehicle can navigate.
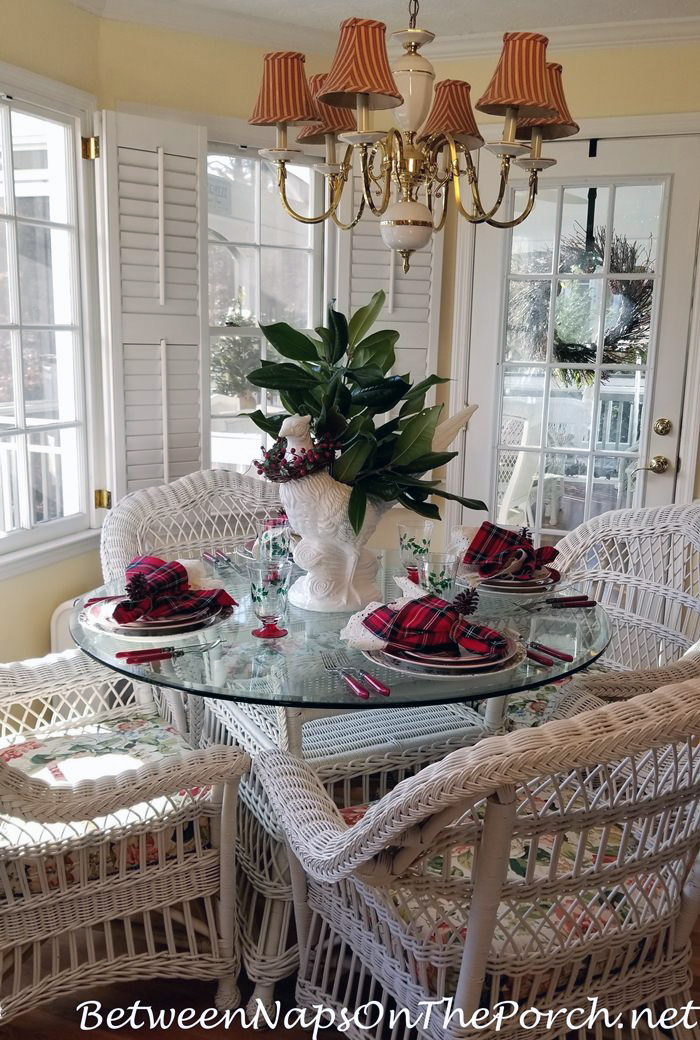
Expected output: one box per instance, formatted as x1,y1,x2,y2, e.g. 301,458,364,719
244,291,485,612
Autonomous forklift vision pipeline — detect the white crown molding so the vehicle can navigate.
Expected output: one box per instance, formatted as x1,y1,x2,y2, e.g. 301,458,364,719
0,59,96,118
67,2,700,57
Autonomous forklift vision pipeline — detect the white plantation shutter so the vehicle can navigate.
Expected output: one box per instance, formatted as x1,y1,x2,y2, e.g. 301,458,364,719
334,173,443,389
98,112,207,498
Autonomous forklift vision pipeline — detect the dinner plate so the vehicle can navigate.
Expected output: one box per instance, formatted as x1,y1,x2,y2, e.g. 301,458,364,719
362,643,527,681
80,601,230,639
384,638,519,670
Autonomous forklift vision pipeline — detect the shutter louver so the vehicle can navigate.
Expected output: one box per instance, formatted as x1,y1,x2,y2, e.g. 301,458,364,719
343,175,443,389
99,113,207,498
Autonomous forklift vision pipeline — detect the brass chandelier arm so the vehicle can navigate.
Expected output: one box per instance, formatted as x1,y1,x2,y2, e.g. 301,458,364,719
277,162,346,224
462,148,511,221
428,178,450,232
485,171,539,228
360,142,392,216
331,192,367,230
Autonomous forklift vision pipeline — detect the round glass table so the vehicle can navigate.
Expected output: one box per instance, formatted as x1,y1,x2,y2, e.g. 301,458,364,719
70,551,610,730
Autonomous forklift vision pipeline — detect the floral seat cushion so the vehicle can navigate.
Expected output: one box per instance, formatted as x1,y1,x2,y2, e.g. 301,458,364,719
0,713,211,896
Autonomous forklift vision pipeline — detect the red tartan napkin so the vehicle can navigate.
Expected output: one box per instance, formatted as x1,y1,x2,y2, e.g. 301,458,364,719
462,521,560,581
112,556,236,624
362,594,509,659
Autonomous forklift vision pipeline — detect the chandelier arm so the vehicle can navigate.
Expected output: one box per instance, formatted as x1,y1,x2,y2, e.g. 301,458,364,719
331,192,367,231
485,172,539,228
439,134,485,224
462,149,511,221
277,162,345,224
428,178,450,232
360,142,392,217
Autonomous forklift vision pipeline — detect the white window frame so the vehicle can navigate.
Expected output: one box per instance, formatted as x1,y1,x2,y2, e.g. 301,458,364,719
206,140,325,467
0,62,102,580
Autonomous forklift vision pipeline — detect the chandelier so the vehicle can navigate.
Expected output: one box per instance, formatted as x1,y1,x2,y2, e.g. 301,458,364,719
249,1,579,272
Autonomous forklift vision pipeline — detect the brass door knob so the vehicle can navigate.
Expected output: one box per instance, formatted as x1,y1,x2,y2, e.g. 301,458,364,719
633,455,671,476
653,417,672,436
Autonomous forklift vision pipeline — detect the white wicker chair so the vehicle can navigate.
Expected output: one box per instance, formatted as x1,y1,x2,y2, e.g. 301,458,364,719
256,679,700,1040
551,503,700,707
99,470,488,1010
0,650,249,1023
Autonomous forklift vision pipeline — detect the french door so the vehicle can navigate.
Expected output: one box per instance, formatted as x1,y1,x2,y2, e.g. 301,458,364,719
459,135,700,543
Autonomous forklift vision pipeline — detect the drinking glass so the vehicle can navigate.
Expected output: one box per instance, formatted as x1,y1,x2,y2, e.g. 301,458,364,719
398,520,434,583
256,516,292,565
248,560,293,639
419,552,460,599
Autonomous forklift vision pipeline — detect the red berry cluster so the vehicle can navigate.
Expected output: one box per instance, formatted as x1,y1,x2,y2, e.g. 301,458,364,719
254,435,338,484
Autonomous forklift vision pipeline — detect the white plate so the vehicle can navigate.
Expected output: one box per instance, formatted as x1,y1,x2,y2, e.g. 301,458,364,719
362,643,527,681
80,601,229,640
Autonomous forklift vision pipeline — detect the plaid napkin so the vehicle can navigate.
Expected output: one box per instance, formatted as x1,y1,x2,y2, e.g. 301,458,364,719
362,594,508,658
462,522,559,580
113,555,236,624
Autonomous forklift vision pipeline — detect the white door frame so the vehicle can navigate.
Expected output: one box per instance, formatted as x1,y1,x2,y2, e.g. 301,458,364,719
445,112,700,532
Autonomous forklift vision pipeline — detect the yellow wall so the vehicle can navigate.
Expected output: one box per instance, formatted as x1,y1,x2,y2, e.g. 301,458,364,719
1,1,700,661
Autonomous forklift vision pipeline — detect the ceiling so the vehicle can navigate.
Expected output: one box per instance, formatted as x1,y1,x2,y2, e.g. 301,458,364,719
71,0,700,55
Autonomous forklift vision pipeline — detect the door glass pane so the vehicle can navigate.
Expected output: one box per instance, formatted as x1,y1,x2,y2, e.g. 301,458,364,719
505,281,550,361
22,330,76,423
559,186,610,273
539,452,588,532
511,188,557,273
554,279,602,363
0,435,20,533
11,110,70,224
502,367,545,447
496,448,538,528
207,153,256,245
208,243,258,327
0,332,14,425
261,161,311,247
591,455,638,516
0,222,10,323
547,369,595,450
28,426,80,524
18,224,73,324
597,369,645,453
611,184,663,273
604,278,654,365
260,247,311,326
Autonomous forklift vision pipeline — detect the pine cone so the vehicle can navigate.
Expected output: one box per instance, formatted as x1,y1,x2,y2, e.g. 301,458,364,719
453,588,479,616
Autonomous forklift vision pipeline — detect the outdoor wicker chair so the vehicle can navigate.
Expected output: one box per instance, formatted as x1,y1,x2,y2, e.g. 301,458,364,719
256,679,700,1040
0,650,248,1022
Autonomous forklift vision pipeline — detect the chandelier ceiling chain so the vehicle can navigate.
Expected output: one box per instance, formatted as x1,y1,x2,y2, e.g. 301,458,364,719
249,2,579,272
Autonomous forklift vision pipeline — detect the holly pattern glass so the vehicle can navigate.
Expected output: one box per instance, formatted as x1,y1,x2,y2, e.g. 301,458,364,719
256,516,291,565
398,520,434,583
248,560,292,639
419,552,460,600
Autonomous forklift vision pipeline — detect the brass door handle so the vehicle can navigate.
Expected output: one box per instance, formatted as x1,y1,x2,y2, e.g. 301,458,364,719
633,455,671,476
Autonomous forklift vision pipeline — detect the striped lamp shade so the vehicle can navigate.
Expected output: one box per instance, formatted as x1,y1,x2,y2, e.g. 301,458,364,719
249,51,317,126
318,18,402,111
516,63,579,140
298,73,356,144
419,80,484,151
476,32,557,119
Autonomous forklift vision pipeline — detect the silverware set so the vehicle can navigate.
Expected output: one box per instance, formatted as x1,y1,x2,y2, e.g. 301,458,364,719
320,649,390,700
115,638,221,666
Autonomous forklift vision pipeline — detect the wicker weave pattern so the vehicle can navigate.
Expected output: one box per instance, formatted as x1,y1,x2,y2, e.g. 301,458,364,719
0,651,249,1022
256,680,700,1039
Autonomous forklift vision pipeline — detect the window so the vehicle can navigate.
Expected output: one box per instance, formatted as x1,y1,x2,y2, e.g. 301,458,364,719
0,98,89,553
207,148,323,470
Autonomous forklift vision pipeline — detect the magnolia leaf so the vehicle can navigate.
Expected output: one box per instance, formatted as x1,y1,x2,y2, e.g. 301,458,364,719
333,438,374,484
348,485,367,534
344,364,386,388
247,363,319,391
391,405,443,466
394,450,457,473
431,487,488,511
259,322,321,363
240,410,287,438
398,493,442,520
348,290,385,348
351,376,411,412
328,303,349,364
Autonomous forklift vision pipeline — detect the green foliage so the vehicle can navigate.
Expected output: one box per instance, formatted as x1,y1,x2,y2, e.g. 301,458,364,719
246,290,487,533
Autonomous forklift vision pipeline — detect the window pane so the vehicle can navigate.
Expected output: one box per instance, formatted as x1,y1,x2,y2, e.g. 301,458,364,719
510,187,557,273
0,131,6,214
0,331,13,425
18,223,74,324
505,281,550,362
611,184,663,273
591,455,638,515
0,435,20,534
539,452,588,532
559,186,610,274
597,369,645,452
28,426,80,524
11,110,69,224
554,279,602,363
547,369,595,450
207,153,256,245
496,448,538,528
261,162,311,247
208,243,258,326
501,367,545,448
260,247,311,326
210,333,262,413
22,330,76,423
0,222,10,323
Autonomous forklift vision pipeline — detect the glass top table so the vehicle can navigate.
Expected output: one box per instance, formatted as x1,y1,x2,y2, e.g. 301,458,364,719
70,551,610,712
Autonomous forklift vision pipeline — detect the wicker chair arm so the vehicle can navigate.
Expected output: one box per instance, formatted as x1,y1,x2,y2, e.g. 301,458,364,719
0,745,250,824
561,640,700,702
0,650,135,714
